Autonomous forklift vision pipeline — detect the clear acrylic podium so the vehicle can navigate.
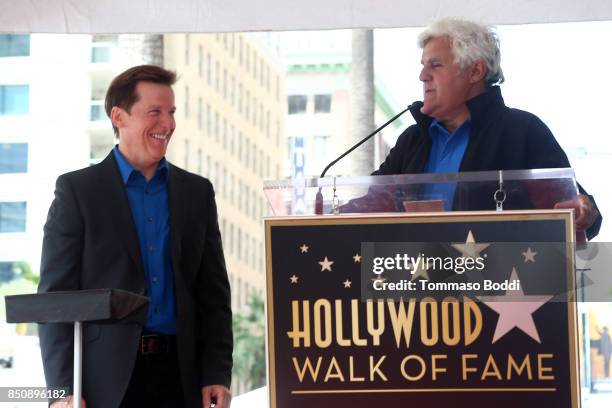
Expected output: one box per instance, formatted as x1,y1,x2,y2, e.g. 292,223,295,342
263,168,580,216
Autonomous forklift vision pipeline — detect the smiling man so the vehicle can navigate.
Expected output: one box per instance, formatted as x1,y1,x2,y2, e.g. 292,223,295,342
38,65,233,408
374,17,602,239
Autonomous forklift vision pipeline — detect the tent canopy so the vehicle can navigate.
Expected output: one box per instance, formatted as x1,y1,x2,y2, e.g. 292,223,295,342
2,0,612,34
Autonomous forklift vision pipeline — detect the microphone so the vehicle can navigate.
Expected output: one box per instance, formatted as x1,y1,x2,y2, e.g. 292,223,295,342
314,102,419,214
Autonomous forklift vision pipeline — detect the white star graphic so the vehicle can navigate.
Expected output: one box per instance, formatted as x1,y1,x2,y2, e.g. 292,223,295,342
300,244,309,253
343,279,352,288
353,254,362,263
522,247,537,263
451,230,490,259
290,274,299,284
318,256,334,272
410,256,430,281
478,268,552,343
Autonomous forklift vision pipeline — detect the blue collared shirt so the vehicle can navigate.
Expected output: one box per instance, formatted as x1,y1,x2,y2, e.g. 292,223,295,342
423,119,470,210
113,146,176,334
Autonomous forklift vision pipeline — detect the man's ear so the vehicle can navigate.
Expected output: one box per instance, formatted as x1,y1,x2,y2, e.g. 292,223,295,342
110,106,125,129
469,60,487,83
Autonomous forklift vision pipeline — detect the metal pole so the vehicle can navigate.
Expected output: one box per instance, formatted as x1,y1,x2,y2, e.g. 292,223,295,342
73,321,82,408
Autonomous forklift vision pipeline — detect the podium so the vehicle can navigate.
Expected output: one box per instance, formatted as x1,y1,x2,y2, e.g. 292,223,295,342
4,289,148,407
263,169,580,408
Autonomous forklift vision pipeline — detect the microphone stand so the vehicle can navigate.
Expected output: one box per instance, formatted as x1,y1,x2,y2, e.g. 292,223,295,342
314,104,414,214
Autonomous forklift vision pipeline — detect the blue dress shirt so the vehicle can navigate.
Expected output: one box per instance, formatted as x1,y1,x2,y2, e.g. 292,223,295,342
423,120,470,210
113,146,177,334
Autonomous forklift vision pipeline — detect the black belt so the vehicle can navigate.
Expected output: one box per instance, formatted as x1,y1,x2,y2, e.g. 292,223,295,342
139,333,177,355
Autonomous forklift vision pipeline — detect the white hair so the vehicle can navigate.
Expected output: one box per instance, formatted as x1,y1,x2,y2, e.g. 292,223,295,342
418,17,505,85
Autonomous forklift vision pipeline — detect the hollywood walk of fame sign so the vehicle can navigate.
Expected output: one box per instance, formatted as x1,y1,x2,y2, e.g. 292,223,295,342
265,210,578,408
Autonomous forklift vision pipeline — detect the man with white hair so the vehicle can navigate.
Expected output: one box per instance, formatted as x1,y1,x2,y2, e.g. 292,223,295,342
374,17,602,239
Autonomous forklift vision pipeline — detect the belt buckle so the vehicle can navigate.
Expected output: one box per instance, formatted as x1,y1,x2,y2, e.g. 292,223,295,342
140,334,161,355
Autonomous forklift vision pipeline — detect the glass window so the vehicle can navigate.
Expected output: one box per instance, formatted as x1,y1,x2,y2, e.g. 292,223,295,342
91,47,111,63
0,202,26,233
0,85,29,115
0,143,28,173
184,86,189,118
198,45,203,77
314,94,332,113
0,262,18,283
197,148,202,175
197,97,203,130
288,95,307,114
313,135,331,160
0,35,30,57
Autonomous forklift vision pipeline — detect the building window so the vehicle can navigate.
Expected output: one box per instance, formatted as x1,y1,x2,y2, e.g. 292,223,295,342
184,34,190,64
206,104,212,137
184,86,189,118
0,262,19,283
206,53,212,86
222,118,228,150
0,143,28,173
197,148,202,175
215,61,220,92
239,36,243,65
222,167,227,199
238,132,243,162
314,94,332,113
183,139,189,170
198,45,203,77
197,97,203,130
214,111,219,142
288,95,307,114
223,69,228,100
0,85,29,115
238,84,243,114
230,75,235,106
0,202,26,233
237,228,242,261
313,135,331,161
0,35,30,57
230,125,235,155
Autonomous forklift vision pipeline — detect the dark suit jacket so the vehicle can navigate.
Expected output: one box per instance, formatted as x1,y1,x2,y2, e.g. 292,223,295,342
38,152,232,408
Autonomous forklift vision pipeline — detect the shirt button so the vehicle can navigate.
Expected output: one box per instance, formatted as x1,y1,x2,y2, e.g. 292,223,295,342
148,245,154,252
152,276,158,283
153,307,158,314
147,217,153,222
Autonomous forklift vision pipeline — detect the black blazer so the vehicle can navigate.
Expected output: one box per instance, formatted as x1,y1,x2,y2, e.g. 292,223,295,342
38,152,232,408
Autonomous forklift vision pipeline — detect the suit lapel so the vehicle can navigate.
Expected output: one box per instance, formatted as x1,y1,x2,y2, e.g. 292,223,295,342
168,164,185,275
99,153,145,280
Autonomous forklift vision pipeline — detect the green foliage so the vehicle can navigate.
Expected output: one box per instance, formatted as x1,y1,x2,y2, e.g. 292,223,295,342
232,291,266,390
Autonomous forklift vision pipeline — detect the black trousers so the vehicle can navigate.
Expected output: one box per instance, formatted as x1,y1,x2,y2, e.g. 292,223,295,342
119,337,185,407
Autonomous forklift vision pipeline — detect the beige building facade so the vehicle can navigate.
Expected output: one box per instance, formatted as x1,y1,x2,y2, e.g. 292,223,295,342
164,33,285,312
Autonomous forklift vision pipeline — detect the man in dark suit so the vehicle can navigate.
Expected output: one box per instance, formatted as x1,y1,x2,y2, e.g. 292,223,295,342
38,65,232,408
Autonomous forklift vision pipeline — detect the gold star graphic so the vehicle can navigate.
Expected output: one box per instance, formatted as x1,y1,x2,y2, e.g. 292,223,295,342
451,230,490,259
522,247,537,263
410,256,430,281
343,279,352,288
300,244,309,253
353,254,362,263
318,256,334,272
290,274,299,284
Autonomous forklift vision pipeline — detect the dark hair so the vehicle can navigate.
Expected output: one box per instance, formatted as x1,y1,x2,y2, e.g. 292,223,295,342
104,65,177,136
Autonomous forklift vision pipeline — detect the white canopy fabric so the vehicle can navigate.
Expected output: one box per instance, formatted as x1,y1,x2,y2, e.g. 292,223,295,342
1,0,612,33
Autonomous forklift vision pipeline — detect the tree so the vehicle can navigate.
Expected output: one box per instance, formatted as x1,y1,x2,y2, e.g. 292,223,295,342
232,291,266,390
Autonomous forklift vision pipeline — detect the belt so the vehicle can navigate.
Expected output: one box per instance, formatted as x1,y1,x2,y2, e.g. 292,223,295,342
139,333,177,356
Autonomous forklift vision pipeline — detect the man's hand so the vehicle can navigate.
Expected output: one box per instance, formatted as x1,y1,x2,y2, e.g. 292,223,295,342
202,384,231,408
554,194,599,232
50,395,86,408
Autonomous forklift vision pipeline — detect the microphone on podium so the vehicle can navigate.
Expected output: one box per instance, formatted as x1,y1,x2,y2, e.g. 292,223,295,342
314,102,420,214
